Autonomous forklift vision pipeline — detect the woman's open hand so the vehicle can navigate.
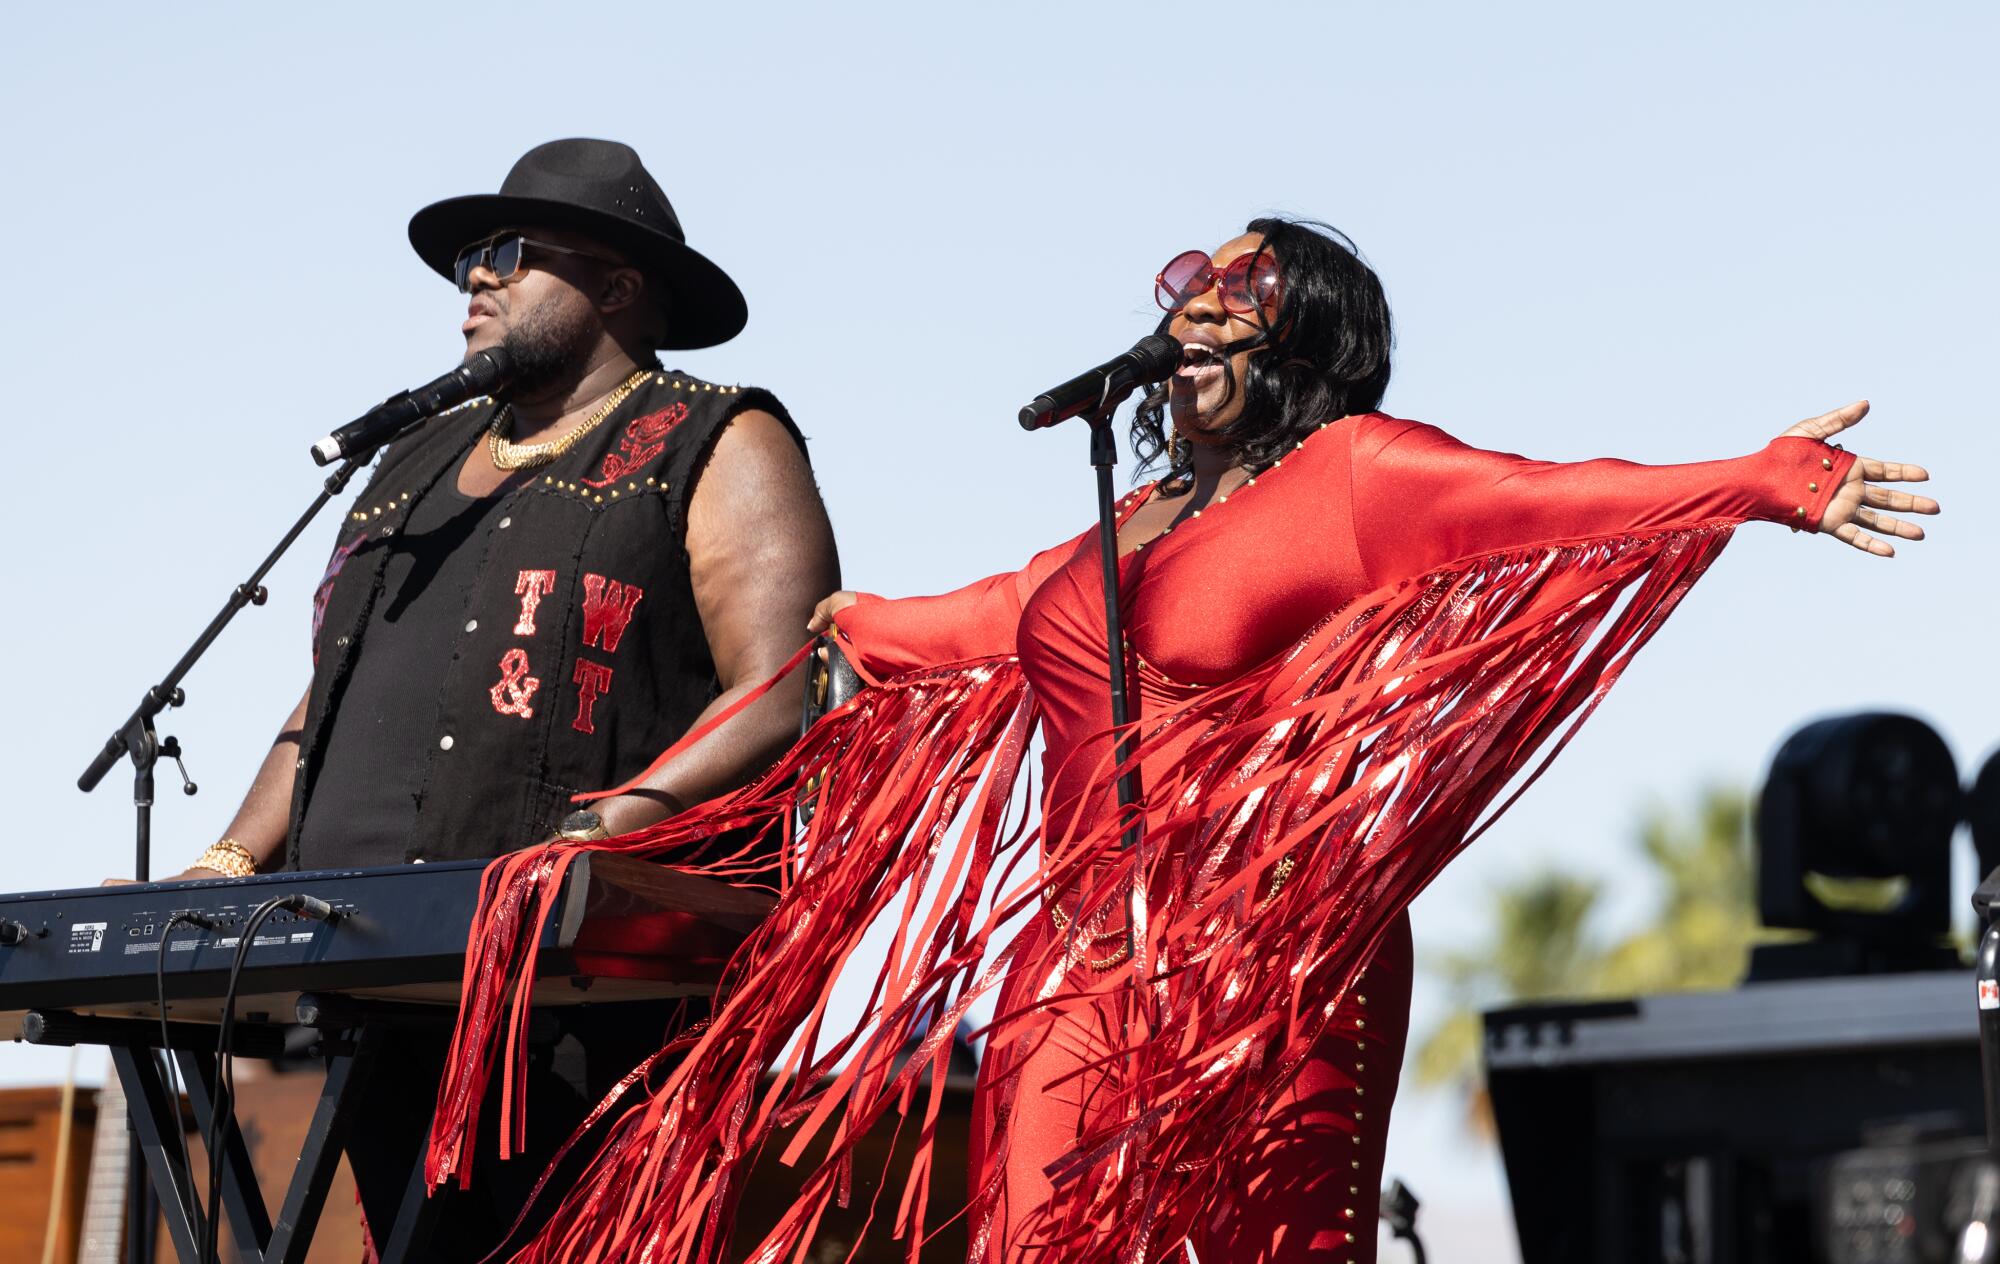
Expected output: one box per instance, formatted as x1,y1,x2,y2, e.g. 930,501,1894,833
1780,401,1939,557
807,591,860,635
100,867,223,887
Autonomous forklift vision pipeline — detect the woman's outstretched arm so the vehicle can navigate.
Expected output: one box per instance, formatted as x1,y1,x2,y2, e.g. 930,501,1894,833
1351,401,1935,583
810,530,1089,677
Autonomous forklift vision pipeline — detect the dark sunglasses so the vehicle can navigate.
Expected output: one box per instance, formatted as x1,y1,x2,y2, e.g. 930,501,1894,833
452,234,620,293
1154,248,1283,316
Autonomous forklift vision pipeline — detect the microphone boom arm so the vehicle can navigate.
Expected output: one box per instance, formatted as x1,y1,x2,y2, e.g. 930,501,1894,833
76,447,376,882
82,350,514,875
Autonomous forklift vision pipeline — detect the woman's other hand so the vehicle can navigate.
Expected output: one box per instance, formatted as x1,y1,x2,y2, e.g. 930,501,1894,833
807,591,860,634
1780,401,1940,557
100,867,224,887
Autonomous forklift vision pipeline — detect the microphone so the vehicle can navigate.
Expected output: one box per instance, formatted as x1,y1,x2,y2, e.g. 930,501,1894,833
1018,334,1182,431
310,347,514,465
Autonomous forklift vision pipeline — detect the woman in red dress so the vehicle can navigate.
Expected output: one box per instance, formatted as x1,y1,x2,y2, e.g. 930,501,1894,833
429,219,1936,1264
806,220,1934,1263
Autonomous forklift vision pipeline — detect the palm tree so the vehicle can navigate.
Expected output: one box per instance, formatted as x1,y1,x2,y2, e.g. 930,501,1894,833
1410,787,1761,1135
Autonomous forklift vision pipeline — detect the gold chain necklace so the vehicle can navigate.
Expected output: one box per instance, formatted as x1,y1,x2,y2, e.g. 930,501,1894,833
487,368,654,471
1044,859,1298,973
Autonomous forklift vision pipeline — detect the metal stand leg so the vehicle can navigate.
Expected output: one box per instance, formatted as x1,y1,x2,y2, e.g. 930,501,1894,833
377,1142,446,1263
174,1051,274,1258
110,1046,202,1263
263,1035,381,1263
126,1136,159,1264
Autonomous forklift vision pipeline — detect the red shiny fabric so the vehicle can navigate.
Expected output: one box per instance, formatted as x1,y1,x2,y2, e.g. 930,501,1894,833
426,413,1851,1264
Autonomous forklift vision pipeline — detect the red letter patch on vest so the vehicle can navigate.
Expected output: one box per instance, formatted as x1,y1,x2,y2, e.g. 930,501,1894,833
489,648,541,718
580,574,644,652
571,659,614,734
513,569,557,636
583,403,688,489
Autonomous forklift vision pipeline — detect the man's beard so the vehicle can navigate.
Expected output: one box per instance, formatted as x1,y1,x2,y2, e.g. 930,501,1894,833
499,298,599,397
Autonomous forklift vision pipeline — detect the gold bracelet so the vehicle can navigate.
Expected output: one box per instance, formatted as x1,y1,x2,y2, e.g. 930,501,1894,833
194,839,257,878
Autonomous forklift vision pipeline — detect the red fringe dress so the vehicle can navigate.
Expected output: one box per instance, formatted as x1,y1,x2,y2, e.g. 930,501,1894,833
424,413,1851,1264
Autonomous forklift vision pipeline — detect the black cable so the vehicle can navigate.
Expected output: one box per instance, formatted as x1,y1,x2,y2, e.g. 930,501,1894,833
202,893,340,1264
153,910,218,1250
1381,1178,1427,1264
203,895,287,1264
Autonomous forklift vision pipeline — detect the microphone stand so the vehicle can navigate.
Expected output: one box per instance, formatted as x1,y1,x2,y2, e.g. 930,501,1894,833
1077,383,1161,1212
74,434,395,1264
1078,386,1145,969
77,446,381,830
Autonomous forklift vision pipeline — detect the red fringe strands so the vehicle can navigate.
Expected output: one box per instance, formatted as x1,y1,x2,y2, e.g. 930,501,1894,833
428,521,1736,1263
425,650,1041,1260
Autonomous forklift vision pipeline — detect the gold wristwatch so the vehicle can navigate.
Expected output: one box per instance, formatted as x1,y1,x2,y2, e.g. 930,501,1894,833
556,810,611,842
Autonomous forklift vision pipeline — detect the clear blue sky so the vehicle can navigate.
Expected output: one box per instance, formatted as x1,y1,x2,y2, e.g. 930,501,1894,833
3,4,1993,1253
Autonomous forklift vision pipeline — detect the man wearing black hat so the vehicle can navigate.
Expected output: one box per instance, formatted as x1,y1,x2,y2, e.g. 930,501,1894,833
163,138,839,1255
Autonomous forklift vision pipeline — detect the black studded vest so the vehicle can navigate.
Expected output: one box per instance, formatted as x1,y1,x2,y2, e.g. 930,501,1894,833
286,370,803,869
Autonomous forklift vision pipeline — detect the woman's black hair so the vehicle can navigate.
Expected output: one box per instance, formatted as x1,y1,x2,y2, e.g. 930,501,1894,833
1131,217,1393,488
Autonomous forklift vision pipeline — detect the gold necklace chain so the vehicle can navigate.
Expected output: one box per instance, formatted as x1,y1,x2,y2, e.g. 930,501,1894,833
487,368,654,471
1045,893,1134,971
1044,856,1298,973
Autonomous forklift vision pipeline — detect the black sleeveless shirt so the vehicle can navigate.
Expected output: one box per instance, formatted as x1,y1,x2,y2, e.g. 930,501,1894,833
287,370,803,870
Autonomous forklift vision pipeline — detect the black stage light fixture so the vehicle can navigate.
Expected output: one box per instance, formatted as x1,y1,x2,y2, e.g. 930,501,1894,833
1751,712,1963,980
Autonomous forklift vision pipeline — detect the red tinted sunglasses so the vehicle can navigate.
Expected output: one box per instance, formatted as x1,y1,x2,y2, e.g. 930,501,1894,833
1154,248,1283,316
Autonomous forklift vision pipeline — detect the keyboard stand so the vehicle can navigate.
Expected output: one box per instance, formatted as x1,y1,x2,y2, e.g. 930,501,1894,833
27,999,446,1263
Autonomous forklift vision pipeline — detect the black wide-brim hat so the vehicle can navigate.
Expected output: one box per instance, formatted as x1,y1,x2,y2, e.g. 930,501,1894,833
408,138,747,350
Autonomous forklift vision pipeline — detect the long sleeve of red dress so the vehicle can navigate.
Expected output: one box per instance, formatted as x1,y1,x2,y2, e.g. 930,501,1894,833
1349,418,1847,585
841,415,1850,701
838,532,1087,678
